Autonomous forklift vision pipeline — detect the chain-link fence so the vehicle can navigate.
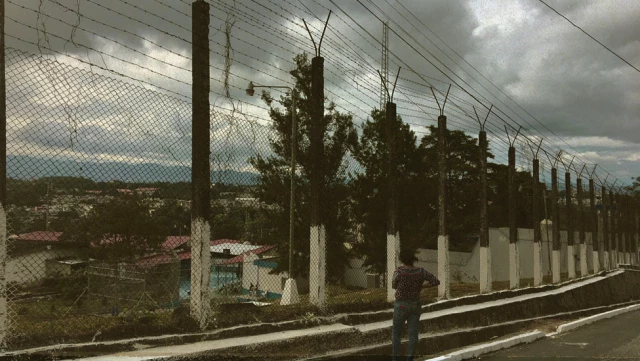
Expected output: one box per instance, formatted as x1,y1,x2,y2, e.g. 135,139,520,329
2,0,639,353
4,44,637,351
3,46,296,348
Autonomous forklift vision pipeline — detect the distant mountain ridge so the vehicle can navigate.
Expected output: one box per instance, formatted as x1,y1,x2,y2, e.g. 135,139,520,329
7,155,259,185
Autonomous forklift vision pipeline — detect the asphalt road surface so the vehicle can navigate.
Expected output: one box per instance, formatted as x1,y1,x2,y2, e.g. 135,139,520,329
475,309,640,361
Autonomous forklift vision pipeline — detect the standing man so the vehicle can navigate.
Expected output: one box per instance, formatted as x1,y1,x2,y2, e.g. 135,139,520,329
392,248,440,361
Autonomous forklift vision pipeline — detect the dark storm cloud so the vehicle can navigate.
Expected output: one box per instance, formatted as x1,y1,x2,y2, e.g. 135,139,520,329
4,0,640,182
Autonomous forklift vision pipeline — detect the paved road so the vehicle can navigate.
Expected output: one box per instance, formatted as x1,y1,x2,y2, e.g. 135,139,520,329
475,309,640,360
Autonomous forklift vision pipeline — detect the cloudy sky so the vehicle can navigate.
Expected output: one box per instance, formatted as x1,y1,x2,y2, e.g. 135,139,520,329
4,0,640,186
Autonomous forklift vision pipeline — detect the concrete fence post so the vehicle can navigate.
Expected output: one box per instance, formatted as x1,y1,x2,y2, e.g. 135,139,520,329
533,159,542,286
633,212,636,266
609,190,617,268
479,130,490,293
190,0,212,329
633,203,640,265
0,0,7,346
632,205,636,265
618,195,629,264
617,194,624,265
538,219,551,286
624,195,633,264
589,178,600,273
631,202,636,265
602,185,610,270
617,193,627,264
628,197,634,265
566,171,575,279
508,146,519,288
386,102,400,302
308,56,325,307
577,178,587,276
616,192,621,266
551,167,561,282
597,210,604,272
437,115,450,299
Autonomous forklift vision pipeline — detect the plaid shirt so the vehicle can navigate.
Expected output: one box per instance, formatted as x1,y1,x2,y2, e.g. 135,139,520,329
392,266,440,301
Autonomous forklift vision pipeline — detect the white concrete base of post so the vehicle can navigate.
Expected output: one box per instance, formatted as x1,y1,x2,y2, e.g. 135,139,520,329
310,224,326,307
625,252,631,265
592,251,600,273
603,251,610,270
567,245,576,279
509,242,520,289
580,244,588,276
480,246,491,293
438,235,450,299
539,220,552,286
190,218,211,330
281,278,299,305
386,231,399,302
552,250,561,283
0,204,7,346
636,235,639,266
533,241,542,286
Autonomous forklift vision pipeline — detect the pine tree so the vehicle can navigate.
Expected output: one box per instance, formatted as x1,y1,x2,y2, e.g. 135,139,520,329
249,53,357,281
349,108,425,274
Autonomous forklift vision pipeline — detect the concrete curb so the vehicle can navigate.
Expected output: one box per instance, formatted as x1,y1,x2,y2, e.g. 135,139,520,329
422,331,545,361
423,302,640,361
555,303,640,334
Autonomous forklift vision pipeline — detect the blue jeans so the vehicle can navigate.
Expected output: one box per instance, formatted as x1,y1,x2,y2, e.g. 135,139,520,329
392,300,421,361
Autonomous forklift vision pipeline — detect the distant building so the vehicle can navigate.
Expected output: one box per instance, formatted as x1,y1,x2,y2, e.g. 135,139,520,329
8,231,80,285
135,188,159,196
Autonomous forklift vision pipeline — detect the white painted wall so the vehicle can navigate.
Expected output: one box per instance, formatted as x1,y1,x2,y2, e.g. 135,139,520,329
342,226,599,287
482,228,594,283
343,258,368,288
7,247,79,286
241,253,285,296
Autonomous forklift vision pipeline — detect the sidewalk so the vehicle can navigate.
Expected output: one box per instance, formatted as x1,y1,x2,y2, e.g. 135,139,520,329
5,269,640,361
67,269,639,360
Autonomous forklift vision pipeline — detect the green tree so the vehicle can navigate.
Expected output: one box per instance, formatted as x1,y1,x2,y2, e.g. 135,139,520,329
486,163,537,229
7,207,32,234
7,178,46,207
49,209,82,233
351,122,504,273
153,200,190,236
349,108,425,273
418,126,489,251
249,53,357,281
39,176,96,193
62,195,166,261
625,176,640,198
209,202,276,242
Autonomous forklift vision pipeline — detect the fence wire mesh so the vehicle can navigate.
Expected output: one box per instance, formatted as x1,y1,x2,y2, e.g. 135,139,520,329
1,0,638,353
2,44,634,350
3,47,286,348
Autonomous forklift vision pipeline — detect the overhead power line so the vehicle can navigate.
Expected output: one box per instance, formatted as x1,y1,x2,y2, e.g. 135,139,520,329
538,0,640,74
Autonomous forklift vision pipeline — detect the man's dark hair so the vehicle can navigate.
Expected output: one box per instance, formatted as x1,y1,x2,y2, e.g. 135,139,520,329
399,248,418,266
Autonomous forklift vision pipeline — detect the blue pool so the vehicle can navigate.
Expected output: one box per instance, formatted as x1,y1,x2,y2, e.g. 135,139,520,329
179,271,239,300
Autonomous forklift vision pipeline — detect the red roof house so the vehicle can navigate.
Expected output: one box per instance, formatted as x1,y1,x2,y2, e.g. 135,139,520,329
220,244,277,265
16,231,63,243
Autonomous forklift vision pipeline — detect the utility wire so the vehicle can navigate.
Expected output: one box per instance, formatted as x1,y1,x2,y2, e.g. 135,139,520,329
538,0,640,74
344,0,623,186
